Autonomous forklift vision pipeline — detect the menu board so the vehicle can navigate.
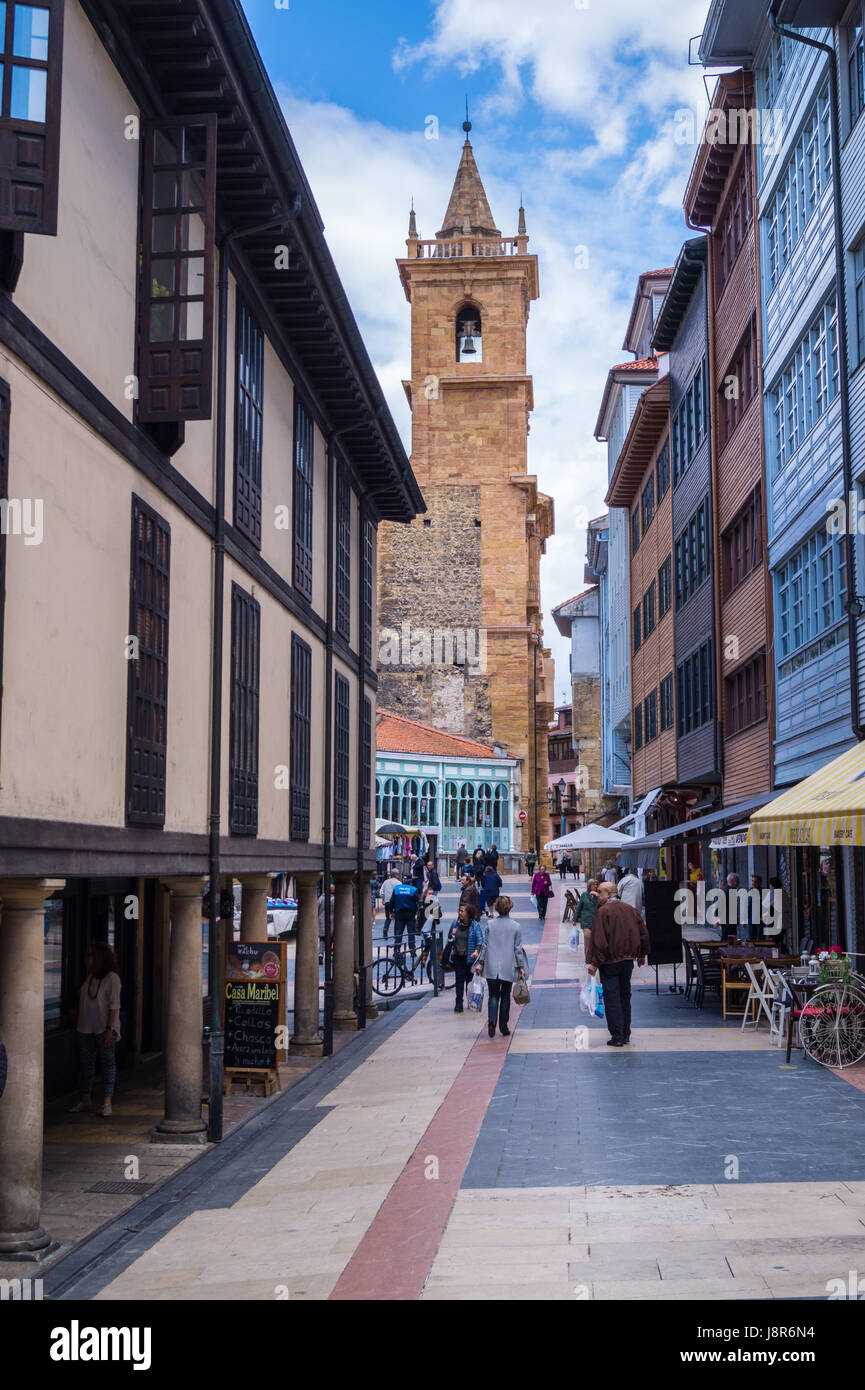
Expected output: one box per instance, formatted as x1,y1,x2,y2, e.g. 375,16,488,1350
224,942,286,1072
224,979,281,1071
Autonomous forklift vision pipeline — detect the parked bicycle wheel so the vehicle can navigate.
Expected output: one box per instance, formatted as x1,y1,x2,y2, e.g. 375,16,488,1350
798,980,865,1069
372,954,404,998
425,954,454,990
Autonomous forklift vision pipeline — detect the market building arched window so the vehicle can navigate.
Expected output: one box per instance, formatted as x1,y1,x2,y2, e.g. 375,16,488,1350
493,783,508,830
420,779,437,826
401,778,419,826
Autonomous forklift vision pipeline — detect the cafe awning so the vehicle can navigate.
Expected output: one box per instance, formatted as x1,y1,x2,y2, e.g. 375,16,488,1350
627,795,771,868
748,741,865,848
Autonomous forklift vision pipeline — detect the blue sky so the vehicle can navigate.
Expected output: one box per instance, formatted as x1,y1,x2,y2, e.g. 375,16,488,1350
240,0,712,699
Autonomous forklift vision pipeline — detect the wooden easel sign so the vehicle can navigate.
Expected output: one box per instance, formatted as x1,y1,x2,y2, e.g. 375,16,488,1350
224,941,286,1095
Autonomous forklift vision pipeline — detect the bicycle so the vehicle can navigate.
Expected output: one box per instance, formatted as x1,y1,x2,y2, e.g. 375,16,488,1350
797,967,865,1069
372,927,454,997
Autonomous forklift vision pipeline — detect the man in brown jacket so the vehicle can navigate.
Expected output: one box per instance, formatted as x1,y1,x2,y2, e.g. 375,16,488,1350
585,882,651,1046
458,872,481,921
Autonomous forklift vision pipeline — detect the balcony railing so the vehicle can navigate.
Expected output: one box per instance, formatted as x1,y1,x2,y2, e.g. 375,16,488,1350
409,235,529,260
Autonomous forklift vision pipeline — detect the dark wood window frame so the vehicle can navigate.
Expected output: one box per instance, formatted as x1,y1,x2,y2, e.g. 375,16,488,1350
229,583,260,836
361,514,374,666
633,703,643,752
660,671,674,731
290,633,311,840
293,396,314,601
233,293,264,547
334,672,350,846
722,486,763,598
126,494,170,827
641,475,655,536
335,464,351,641
361,694,372,847
725,651,767,736
138,115,217,424
633,602,641,653
677,639,714,738
644,688,658,743
0,0,64,238
656,437,670,500
658,554,672,618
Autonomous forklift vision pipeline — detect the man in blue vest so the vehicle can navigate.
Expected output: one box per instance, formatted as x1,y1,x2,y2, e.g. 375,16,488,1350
391,879,420,968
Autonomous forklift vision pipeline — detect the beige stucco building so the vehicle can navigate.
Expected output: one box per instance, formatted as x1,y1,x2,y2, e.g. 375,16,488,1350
0,0,421,1259
377,130,555,855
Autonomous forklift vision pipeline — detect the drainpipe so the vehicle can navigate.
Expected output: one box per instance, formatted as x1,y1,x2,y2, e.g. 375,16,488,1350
206,205,301,1140
767,7,863,740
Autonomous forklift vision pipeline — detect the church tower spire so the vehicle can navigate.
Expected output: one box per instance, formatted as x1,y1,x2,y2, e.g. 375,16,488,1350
437,129,501,240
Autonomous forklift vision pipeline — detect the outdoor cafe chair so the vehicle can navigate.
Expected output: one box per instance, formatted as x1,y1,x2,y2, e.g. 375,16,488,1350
768,970,793,1049
693,942,723,1011
682,938,697,1000
740,960,775,1032
563,889,579,923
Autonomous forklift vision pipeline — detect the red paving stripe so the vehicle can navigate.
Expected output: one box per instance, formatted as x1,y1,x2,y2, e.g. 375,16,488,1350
533,912,563,982
329,1006,523,1302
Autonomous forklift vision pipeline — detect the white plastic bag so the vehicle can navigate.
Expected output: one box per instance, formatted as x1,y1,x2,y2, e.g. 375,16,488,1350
468,972,485,1012
568,926,579,951
579,972,604,1019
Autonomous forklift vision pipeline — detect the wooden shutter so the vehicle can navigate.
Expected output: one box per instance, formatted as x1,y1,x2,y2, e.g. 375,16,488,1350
334,673,350,845
229,584,260,836
138,115,216,422
0,0,64,235
126,495,170,826
290,634,311,839
361,515,373,665
361,696,372,847
335,465,351,640
233,297,263,546
293,399,314,599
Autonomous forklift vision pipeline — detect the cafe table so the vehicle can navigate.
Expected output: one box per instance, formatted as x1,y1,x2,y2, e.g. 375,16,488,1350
716,951,799,1020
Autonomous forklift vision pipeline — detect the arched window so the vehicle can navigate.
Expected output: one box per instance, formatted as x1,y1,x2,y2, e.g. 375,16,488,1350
401,778,419,826
456,304,482,363
382,777,399,822
420,779,437,826
493,783,508,828
477,783,493,835
459,781,476,830
444,781,458,829
375,777,383,820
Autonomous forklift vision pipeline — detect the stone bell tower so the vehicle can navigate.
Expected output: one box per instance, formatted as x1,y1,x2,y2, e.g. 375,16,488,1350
377,124,555,853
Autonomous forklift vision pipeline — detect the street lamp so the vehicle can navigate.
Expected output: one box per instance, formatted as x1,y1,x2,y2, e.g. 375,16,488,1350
557,777,566,836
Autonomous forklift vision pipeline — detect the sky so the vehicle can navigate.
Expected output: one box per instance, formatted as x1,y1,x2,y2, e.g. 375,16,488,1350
240,0,714,703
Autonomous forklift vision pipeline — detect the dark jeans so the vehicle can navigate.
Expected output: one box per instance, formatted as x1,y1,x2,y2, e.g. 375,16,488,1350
536,892,549,919
487,978,512,1030
393,912,416,963
76,1030,118,1098
599,960,634,1042
454,954,473,1005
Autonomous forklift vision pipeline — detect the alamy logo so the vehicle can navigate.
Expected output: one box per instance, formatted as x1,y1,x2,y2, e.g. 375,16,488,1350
0,1277,43,1300
0,497,43,545
379,622,487,675
49,1321,152,1371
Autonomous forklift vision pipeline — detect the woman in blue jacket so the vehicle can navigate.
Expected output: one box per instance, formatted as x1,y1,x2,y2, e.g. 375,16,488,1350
447,903,484,1012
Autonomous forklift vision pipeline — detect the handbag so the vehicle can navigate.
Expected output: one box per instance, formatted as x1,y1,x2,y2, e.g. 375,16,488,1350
440,939,455,971
513,975,530,1006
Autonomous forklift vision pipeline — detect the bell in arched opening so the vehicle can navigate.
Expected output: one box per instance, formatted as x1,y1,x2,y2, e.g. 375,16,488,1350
456,304,482,363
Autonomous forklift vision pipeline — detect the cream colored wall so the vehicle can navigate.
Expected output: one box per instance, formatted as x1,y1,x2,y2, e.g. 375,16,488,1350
256,585,291,842
311,424,327,619
0,350,210,829
14,1,140,420
334,653,358,846
258,335,295,578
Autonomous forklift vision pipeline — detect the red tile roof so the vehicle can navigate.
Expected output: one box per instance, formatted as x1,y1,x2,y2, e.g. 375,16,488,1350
610,355,659,373
376,711,498,759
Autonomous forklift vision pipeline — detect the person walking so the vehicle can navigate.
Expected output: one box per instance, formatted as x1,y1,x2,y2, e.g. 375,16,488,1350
69,942,121,1117
391,878,420,967
574,878,601,948
471,846,485,881
378,865,399,938
531,866,554,920
483,844,499,872
424,858,442,894
585,882,650,1047
447,902,484,1012
481,862,503,917
602,860,618,884
558,853,570,881
458,871,481,922
618,865,644,919
525,848,537,879
475,896,528,1037
455,843,469,879
571,855,581,882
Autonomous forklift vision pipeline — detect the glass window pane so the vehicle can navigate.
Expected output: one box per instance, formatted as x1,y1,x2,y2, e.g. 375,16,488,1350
10,62,45,120
182,124,207,164
152,170,177,210
179,256,205,295
150,302,175,343
12,4,48,59
150,259,175,298
179,213,205,252
181,171,203,208
152,214,176,253
0,8,6,46
153,127,177,166
179,301,203,341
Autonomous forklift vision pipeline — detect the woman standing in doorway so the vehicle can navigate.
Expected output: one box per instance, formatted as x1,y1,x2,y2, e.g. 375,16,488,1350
69,942,121,1117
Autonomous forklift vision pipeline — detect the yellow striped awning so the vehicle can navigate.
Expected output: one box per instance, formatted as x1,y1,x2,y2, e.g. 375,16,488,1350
748,741,865,848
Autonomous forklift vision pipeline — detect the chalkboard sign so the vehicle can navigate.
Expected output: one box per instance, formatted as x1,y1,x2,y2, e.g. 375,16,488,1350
645,880,683,967
224,979,280,1071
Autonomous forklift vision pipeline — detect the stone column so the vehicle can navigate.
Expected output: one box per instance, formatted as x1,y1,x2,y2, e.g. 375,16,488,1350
360,871,379,1021
332,873,357,1030
0,879,65,1259
239,873,271,942
153,877,207,1143
290,872,323,1056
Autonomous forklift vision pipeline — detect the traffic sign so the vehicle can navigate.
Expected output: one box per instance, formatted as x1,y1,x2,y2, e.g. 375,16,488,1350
518,809,527,823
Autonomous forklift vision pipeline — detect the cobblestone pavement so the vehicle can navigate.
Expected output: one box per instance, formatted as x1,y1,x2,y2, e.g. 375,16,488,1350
40,876,865,1302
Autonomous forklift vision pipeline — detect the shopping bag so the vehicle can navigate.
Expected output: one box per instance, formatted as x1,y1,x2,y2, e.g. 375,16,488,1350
579,973,604,1019
468,973,485,1012
530,894,537,910
567,926,579,951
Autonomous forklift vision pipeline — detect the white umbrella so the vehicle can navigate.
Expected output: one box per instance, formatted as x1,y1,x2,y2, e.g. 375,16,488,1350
543,824,635,852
